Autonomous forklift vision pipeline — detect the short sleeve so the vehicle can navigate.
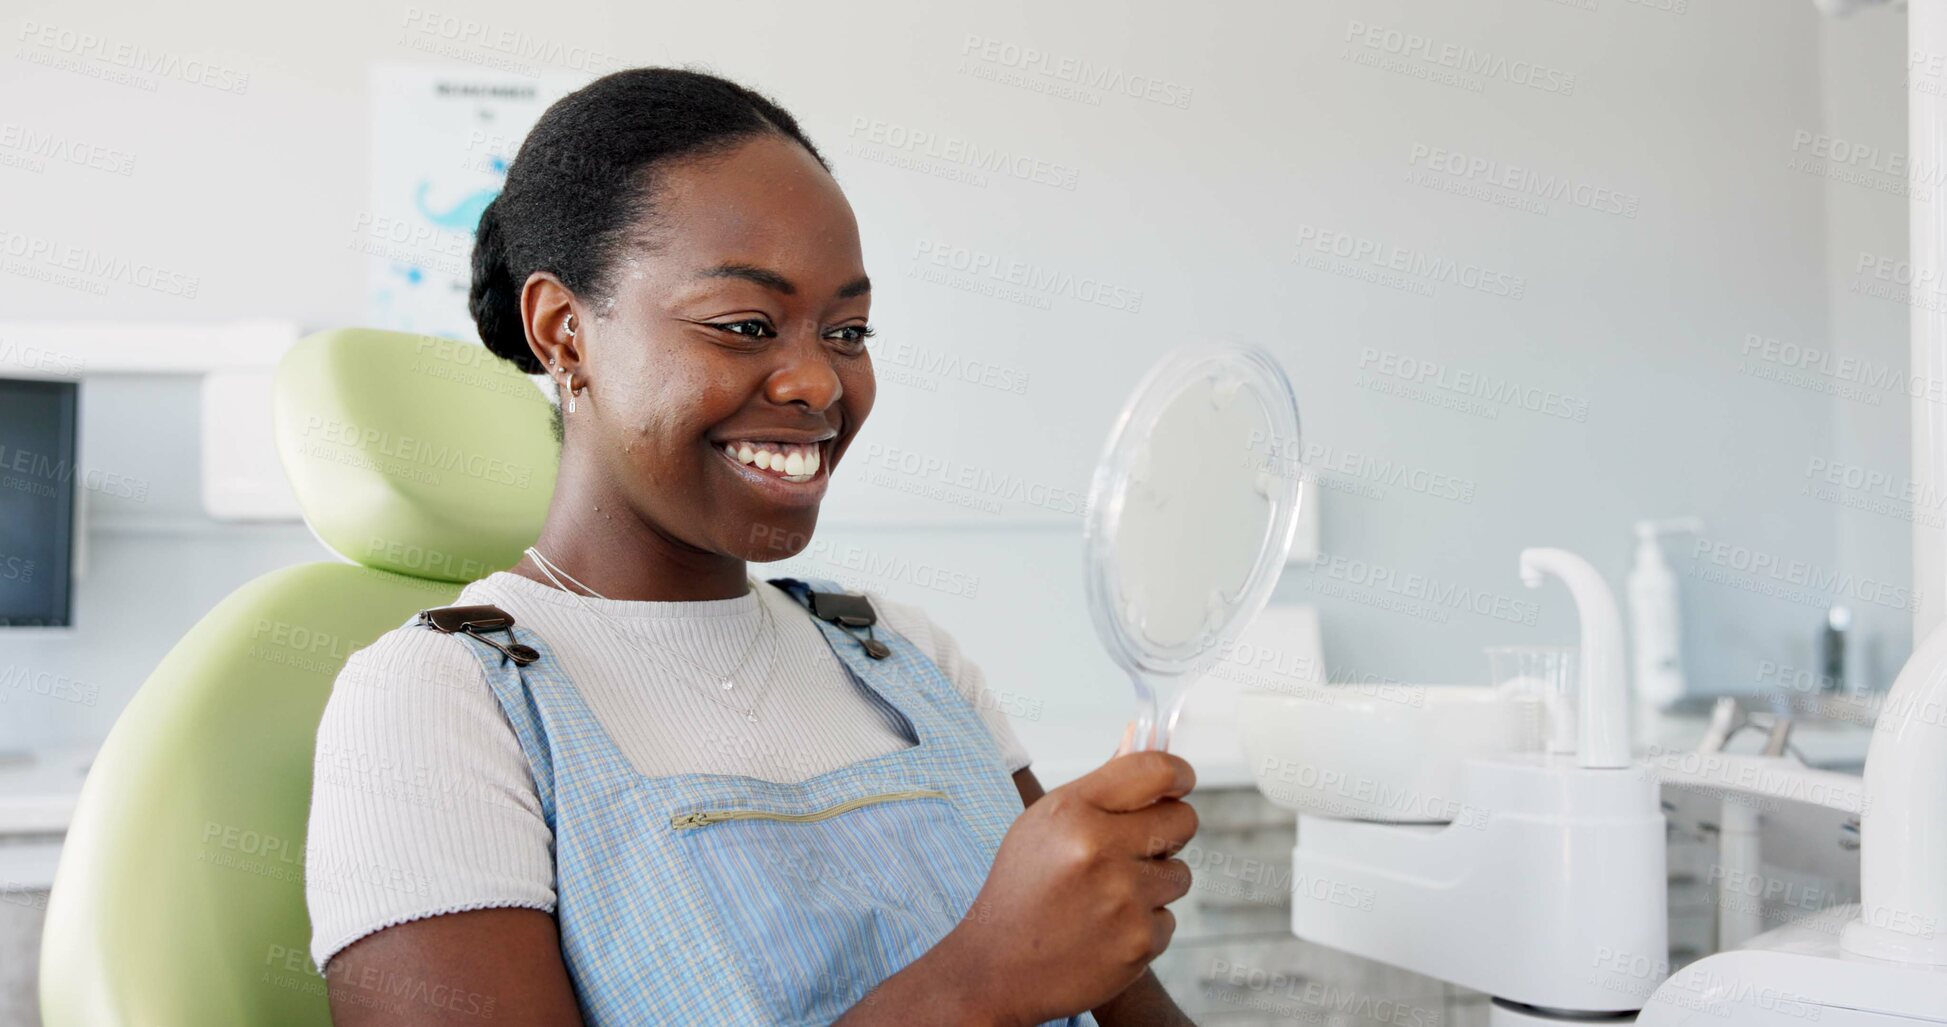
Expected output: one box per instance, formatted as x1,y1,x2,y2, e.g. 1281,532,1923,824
304,624,557,974
866,593,1035,775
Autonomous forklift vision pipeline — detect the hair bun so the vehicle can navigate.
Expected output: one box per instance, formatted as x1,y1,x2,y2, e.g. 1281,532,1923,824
467,197,541,374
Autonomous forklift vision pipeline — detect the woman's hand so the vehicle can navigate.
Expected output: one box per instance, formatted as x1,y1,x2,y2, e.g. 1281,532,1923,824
837,727,1197,1027
952,738,1197,1023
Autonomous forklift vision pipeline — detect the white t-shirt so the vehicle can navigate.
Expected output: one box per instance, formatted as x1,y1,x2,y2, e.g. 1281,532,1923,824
303,571,1031,973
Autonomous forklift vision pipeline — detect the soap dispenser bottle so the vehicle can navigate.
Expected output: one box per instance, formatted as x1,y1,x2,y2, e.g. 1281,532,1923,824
1628,518,1702,727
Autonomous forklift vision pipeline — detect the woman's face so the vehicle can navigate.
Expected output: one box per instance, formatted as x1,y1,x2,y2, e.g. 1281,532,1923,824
574,133,875,563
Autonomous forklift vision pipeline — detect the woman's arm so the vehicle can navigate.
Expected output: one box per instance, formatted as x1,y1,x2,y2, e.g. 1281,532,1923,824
323,908,584,1026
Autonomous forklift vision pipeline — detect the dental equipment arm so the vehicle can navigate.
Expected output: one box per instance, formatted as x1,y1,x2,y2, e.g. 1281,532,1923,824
1841,619,1947,965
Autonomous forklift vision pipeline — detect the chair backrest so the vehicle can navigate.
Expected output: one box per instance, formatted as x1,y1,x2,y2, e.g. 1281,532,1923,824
39,328,558,1026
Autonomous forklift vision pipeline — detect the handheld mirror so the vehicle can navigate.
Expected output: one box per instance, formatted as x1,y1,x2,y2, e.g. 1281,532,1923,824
1083,344,1305,752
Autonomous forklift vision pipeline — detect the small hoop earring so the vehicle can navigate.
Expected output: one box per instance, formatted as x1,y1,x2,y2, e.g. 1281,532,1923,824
564,373,577,414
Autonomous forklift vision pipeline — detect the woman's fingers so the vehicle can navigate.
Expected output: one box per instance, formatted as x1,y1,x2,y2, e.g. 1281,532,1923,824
1073,750,1197,813
1147,906,1179,961
1139,857,1194,907
1119,797,1198,859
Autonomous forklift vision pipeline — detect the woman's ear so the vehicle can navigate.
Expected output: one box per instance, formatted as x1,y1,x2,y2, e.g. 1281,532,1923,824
519,270,583,374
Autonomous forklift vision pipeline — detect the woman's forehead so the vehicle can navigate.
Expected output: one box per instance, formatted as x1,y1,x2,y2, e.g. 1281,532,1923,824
627,142,865,300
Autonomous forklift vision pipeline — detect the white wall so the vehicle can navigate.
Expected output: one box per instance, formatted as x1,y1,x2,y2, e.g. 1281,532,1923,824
0,0,1911,781
1817,10,1915,699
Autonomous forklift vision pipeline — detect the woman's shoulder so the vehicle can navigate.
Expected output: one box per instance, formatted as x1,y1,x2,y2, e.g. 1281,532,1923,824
314,583,540,811
830,586,943,654
850,588,979,678
334,577,514,688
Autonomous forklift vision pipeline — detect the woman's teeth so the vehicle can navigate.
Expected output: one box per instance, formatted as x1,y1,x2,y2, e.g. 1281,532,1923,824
724,441,822,482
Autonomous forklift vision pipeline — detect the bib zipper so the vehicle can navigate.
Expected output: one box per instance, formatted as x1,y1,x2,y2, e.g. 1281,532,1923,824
670,788,948,831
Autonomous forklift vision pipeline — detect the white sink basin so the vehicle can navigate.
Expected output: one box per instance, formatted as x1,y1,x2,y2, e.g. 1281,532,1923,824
1237,685,1539,823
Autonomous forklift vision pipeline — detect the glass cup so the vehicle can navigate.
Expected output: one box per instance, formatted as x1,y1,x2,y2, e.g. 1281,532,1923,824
1486,645,1578,755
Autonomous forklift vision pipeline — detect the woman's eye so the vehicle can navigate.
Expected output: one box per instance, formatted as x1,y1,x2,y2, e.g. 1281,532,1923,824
828,324,876,348
713,319,775,339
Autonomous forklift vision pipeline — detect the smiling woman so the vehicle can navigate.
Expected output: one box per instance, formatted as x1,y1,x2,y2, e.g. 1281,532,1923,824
302,67,1197,1027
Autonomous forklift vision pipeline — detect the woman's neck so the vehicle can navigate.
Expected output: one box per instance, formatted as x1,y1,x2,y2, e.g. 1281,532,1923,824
510,459,749,603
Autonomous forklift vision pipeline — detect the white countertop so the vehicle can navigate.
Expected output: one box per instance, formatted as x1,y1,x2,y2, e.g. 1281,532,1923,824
0,745,94,891
0,746,95,836
0,699,1875,838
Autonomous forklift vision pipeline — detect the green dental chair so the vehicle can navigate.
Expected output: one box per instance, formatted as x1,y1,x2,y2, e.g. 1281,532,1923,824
38,328,559,1026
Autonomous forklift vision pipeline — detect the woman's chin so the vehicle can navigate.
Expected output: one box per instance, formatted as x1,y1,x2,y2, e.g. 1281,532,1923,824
732,509,821,562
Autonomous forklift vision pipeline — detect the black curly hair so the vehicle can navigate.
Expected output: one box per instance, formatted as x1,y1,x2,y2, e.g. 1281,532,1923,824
467,66,832,445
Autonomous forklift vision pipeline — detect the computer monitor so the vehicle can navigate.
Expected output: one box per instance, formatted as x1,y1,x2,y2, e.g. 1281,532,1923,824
0,377,78,627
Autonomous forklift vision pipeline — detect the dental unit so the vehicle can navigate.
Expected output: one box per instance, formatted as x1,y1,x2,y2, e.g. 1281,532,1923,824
1243,548,1667,1025
1240,530,1947,1023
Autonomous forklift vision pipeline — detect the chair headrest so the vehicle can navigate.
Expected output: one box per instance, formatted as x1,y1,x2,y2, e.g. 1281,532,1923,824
273,328,559,582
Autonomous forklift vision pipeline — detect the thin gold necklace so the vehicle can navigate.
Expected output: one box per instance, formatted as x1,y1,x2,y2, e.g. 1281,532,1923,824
522,547,777,723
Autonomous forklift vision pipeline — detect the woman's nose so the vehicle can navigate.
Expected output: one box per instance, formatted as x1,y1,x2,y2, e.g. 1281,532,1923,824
765,336,843,411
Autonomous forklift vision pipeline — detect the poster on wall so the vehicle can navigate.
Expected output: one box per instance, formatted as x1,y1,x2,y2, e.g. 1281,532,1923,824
364,64,582,340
